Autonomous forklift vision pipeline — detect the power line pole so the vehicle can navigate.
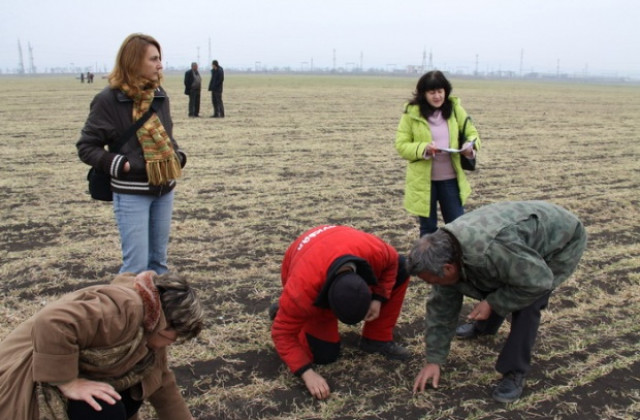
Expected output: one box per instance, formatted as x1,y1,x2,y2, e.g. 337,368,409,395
332,48,336,71
28,42,36,74
17,39,24,74
519,48,524,77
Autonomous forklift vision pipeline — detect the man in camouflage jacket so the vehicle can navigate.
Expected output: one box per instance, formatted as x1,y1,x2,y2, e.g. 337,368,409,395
407,201,587,403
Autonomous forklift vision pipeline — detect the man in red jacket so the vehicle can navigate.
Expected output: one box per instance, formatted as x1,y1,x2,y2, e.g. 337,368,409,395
270,225,410,400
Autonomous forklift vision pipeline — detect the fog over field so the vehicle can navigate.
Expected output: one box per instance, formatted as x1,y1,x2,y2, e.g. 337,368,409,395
1,0,639,78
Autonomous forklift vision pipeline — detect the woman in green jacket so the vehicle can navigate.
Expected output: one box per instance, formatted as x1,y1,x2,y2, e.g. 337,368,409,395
395,71,481,237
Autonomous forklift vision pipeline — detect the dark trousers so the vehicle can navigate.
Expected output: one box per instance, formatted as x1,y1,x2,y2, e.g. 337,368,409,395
188,90,200,116
474,291,551,375
67,387,143,420
419,178,464,237
211,91,224,117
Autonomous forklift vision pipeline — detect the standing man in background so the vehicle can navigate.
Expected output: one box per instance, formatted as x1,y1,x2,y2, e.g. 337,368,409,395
208,60,225,118
184,62,201,117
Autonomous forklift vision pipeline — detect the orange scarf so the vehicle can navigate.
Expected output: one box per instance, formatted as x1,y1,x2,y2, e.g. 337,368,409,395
133,270,162,332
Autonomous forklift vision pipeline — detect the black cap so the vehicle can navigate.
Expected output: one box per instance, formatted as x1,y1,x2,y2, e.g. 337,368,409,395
328,272,371,325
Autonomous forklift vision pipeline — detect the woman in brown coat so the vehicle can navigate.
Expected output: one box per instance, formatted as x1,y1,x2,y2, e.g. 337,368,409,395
0,271,204,420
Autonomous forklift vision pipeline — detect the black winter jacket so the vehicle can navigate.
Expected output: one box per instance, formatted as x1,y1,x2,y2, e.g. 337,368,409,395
77,86,186,196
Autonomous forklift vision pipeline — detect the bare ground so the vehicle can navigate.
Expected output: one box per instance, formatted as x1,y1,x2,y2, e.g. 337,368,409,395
0,74,638,419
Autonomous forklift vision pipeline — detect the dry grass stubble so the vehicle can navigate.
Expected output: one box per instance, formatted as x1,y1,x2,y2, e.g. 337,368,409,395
0,74,638,419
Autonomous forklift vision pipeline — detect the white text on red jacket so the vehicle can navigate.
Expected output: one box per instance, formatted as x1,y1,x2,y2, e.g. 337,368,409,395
296,225,337,251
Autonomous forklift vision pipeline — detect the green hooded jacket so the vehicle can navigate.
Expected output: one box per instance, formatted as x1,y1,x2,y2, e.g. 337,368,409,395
395,97,481,217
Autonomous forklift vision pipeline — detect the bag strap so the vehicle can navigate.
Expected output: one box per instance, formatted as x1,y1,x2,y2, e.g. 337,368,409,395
109,99,158,153
461,116,469,136
453,107,471,147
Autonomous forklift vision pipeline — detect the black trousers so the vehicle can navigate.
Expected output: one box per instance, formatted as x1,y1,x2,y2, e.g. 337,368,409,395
67,387,143,420
211,91,224,117
188,90,200,116
474,291,551,375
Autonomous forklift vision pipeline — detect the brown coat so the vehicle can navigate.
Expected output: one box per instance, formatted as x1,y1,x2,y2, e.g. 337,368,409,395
0,273,192,420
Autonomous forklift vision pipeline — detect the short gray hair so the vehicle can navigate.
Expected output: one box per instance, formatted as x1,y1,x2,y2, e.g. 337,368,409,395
155,272,204,341
407,230,456,277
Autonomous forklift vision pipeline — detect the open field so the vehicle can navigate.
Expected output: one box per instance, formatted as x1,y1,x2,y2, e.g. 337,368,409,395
0,74,638,419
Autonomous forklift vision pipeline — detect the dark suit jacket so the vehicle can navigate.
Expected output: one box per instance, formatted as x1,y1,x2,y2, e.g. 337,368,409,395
184,70,195,95
208,67,224,93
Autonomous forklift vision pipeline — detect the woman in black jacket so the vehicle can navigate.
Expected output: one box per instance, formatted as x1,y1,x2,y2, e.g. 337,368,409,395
77,33,187,274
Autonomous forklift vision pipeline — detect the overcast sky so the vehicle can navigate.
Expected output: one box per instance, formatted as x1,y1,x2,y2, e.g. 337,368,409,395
1,0,638,77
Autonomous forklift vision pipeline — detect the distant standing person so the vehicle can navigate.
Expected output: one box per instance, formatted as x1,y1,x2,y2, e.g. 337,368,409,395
408,200,587,403
208,59,224,118
77,33,187,274
183,62,201,117
395,70,481,238
80,72,85,83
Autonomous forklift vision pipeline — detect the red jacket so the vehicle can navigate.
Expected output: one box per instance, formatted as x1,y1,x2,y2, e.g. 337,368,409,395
272,225,399,374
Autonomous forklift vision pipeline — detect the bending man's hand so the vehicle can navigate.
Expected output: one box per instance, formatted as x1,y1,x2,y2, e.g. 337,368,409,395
57,378,121,411
364,300,382,322
467,300,492,321
413,363,441,393
301,369,331,400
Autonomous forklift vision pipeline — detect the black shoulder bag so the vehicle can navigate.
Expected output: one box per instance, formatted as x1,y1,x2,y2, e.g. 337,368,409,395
87,101,157,201
454,108,477,171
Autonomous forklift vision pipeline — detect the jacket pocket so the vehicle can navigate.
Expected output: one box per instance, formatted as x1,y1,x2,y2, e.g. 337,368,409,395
127,153,147,175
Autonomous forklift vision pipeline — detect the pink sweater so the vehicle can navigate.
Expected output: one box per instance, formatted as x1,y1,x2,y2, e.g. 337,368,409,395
426,111,456,181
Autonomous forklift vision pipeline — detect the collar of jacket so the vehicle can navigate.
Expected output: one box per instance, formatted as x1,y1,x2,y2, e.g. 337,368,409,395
314,254,378,308
403,103,426,123
114,86,167,103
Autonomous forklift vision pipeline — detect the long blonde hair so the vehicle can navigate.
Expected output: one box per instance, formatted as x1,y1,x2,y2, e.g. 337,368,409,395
109,33,162,96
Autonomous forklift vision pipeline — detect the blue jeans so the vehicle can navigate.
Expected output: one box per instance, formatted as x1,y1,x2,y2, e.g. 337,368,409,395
113,191,174,274
418,178,464,237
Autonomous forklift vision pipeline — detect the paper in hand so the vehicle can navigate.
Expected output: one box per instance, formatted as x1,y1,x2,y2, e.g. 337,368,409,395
439,139,476,153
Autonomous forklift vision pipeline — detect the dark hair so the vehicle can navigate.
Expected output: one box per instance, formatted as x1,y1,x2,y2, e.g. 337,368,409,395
408,70,453,119
407,230,458,277
155,272,204,341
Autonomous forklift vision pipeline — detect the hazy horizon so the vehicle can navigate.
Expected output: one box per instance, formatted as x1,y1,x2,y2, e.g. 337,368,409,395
2,0,638,78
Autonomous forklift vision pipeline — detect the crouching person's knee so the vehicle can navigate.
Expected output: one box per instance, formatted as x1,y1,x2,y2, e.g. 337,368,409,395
307,333,340,365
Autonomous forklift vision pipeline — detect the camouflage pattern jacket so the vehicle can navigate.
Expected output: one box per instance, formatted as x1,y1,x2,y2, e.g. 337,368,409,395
425,201,586,365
